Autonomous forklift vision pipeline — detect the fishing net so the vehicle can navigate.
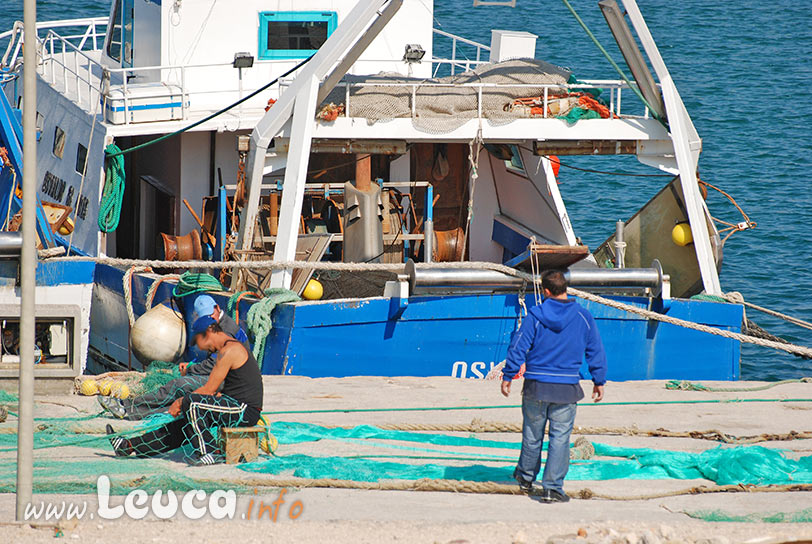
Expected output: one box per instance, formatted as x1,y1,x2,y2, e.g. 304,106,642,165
685,508,812,523
4,413,812,498
321,59,572,134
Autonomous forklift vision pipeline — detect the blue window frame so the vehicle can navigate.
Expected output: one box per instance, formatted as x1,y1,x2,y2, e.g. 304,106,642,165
258,11,337,60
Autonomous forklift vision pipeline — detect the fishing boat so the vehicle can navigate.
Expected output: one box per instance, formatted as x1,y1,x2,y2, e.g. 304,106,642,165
0,0,764,384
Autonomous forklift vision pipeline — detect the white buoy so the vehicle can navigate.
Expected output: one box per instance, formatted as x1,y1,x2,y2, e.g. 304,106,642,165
130,304,187,364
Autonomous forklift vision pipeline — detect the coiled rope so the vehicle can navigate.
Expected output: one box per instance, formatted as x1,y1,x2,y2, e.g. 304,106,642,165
246,288,300,362
98,143,126,233
171,271,223,298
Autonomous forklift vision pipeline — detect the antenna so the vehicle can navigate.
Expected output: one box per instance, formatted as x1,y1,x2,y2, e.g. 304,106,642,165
473,0,517,6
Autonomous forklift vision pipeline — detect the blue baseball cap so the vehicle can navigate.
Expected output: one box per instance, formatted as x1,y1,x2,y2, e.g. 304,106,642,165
190,315,217,344
193,295,218,320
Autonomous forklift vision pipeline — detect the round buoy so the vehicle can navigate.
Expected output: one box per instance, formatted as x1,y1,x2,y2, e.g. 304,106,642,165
98,380,113,396
113,383,130,400
79,379,99,396
257,415,278,454
672,222,694,247
302,279,323,301
130,305,187,365
549,155,561,178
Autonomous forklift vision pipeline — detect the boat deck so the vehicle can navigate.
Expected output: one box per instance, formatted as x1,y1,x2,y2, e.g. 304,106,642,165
1,377,811,542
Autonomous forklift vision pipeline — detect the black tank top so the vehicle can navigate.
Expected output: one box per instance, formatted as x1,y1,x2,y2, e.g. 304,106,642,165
220,340,264,421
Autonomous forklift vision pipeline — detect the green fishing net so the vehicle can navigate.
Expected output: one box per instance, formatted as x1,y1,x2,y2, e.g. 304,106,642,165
685,508,812,523
4,414,812,498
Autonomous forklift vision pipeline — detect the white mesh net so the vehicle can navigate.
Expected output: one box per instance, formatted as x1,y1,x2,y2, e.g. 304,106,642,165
321,59,572,134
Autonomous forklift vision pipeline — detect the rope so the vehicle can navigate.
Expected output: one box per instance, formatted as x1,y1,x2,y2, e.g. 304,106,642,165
145,274,181,311
246,288,301,362
666,378,812,393
98,143,126,233
559,0,667,126
724,291,812,332
227,291,261,326
41,255,812,358
200,476,812,500
105,56,313,159
171,271,223,298
261,398,812,417
323,420,812,444
122,266,152,327
68,94,104,253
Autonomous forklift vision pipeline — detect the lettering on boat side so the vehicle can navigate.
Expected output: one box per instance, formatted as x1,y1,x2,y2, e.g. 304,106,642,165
40,171,89,220
451,361,498,379
41,171,67,202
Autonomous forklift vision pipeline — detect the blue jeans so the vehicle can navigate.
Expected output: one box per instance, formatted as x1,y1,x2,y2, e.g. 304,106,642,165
514,396,577,492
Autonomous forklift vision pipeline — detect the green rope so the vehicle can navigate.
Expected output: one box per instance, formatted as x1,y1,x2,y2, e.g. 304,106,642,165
98,143,126,233
262,398,812,416
666,378,812,393
246,288,300,362
559,0,667,126
171,272,223,298
105,56,313,159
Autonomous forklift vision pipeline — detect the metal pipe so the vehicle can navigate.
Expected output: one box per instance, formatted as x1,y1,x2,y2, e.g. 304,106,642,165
423,185,434,263
407,261,666,296
0,232,23,255
16,0,36,520
614,220,626,269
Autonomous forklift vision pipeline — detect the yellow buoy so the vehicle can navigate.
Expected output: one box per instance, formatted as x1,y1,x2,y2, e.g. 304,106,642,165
98,379,112,396
257,415,278,454
79,379,99,396
113,383,130,400
302,278,323,301
671,222,694,247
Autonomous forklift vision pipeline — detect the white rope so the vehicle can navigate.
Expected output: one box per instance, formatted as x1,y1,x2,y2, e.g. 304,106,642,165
122,266,152,326
44,254,812,358
725,291,812,332
459,128,483,260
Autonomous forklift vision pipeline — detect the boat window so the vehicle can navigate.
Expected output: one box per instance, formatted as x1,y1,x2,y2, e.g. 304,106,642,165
106,0,123,63
504,145,527,176
258,11,337,60
36,112,44,142
0,317,75,369
75,143,88,175
52,126,66,159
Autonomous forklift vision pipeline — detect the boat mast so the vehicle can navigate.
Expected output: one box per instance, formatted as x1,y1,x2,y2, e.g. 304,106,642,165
16,0,36,520
620,0,722,295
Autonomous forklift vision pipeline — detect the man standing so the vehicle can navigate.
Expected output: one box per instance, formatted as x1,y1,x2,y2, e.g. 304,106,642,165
501,269,607,503
107,315,264,465
98,295,248,420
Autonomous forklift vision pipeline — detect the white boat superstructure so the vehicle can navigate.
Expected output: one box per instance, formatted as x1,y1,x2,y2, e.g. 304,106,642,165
0,0,747,380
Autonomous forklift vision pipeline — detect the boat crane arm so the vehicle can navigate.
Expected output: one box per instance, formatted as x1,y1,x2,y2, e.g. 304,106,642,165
620,0,721,295
232,0,403,291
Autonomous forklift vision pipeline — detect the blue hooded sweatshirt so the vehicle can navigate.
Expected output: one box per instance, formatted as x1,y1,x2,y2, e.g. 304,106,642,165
502,297,607,385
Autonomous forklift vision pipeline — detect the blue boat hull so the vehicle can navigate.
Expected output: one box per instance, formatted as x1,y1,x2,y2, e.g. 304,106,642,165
88,264,742,380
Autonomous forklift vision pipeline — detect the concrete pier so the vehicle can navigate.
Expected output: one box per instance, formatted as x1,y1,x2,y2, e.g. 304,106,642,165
1,377,811,542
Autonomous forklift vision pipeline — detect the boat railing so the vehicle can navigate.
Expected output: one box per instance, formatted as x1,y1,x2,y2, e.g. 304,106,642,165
0,17,107,69
340,79,649,121
432,28,491,77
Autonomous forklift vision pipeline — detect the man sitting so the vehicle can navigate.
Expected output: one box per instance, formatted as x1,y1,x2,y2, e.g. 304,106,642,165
99,295,247,420
107,315,264,466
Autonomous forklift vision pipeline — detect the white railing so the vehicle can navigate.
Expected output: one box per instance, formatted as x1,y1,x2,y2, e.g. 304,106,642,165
341,79,647,122
1,17,107,69
432,28,491,76
4,19,653,126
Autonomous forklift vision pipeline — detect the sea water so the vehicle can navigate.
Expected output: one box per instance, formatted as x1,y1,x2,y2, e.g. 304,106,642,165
2,0,810,380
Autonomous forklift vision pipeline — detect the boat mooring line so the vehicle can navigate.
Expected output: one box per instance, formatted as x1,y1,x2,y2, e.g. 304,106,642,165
262,397,812,416
43,255,812,358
